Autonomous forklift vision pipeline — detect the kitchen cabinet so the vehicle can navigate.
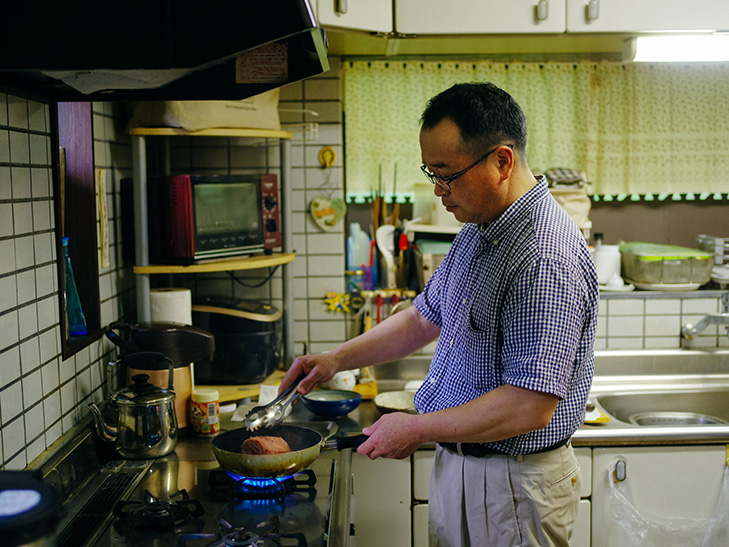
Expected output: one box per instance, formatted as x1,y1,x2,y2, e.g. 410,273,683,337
351,453,411,546
395,0,567,35
591,445,728,547
317,0,392,33
129,127,296,364
566,0,729,32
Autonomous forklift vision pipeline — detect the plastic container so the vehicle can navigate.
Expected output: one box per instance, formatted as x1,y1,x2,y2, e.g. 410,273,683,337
619,242,713,285
594,244,622,285
190,388,220,436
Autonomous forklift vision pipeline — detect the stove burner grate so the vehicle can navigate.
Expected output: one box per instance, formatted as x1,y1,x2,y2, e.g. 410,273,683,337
114,489,205,531
176,517,306,547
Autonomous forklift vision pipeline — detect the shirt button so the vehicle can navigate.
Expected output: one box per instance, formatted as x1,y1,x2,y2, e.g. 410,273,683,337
493,239,499,245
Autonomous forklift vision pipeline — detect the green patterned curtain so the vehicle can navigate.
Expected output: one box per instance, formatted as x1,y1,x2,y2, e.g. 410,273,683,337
343,60,729,201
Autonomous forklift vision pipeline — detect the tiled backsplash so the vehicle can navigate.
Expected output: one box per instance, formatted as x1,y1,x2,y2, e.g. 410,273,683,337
0,58,727,470
597,293,729,350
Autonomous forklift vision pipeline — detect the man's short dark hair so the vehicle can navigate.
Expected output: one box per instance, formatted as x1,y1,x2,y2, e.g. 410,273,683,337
420,82,528,157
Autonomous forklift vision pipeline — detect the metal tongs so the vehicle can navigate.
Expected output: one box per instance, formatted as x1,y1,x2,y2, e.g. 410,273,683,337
244,373,306,431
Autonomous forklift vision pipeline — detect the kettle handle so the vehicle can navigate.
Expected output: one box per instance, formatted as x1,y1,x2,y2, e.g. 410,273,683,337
105,322,143,354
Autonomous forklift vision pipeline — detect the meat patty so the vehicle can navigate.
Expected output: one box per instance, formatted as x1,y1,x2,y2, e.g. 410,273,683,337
241,435,291,455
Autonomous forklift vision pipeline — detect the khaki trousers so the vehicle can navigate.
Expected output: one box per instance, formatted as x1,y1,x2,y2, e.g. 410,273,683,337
429,442,581,547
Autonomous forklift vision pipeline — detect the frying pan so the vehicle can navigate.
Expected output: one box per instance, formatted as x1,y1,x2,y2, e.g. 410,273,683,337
212,425,367,477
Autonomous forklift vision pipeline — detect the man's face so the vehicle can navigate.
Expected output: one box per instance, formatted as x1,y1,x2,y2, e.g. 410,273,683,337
419,118,510,225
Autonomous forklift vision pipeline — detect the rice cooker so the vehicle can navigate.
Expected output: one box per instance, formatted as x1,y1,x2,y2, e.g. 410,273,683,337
192,297,282,385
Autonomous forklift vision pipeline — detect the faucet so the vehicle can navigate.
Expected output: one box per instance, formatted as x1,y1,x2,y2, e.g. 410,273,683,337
681,292,729,341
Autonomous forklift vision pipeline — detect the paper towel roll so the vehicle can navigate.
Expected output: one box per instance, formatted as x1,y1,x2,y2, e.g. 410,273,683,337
150,288,192,325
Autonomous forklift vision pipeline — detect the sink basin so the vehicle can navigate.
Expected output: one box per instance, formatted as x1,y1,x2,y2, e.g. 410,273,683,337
595,388,729,425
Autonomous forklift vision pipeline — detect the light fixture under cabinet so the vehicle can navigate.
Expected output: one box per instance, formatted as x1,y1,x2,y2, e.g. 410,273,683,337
624,35,729,63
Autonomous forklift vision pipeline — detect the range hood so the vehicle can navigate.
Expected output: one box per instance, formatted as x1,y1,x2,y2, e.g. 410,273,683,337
0,0,329,102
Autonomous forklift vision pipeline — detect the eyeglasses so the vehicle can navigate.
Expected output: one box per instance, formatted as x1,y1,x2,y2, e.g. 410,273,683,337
420,145,511,190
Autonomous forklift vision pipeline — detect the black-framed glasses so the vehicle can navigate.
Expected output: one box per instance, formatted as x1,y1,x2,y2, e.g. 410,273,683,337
420,144,512,190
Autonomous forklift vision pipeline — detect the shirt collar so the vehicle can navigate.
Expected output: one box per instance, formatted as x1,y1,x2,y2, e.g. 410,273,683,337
477,175,549,242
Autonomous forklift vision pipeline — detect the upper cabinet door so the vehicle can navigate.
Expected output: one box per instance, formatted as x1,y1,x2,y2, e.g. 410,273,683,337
395,0,566,35
317,0,393,33
566,0,729,32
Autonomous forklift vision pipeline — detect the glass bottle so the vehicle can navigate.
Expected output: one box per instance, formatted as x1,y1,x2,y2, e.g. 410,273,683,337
63,237,87,336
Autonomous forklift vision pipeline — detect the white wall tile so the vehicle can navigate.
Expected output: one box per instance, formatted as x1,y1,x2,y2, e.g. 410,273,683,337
682,298,719,315
307,254,345,277
1,382,23,422
0,311,19,354
308,276,345,297
645,298,681,315
14,236,34,270
0,347,21,386
9,131,30,165
644,315,682,337
607,315,644,337
22,370,43,408
607,299,644,316
2,417,26,465
7,96,28,129
0,166,10,198
306,232,345,255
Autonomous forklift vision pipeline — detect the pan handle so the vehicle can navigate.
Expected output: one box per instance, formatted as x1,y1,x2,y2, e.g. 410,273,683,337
323,433,369,451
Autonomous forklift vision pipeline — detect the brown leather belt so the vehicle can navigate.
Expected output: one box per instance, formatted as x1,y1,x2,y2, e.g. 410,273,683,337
438,437,570,458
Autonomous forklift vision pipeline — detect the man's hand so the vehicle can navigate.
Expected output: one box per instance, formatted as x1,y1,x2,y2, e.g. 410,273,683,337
279,352,341,395
358,412,423,460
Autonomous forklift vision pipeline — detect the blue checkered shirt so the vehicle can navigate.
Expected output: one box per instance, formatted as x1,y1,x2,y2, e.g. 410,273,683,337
413,177,599,455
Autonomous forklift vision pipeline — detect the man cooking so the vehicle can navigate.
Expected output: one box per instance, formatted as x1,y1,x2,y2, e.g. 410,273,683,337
281,82,599,546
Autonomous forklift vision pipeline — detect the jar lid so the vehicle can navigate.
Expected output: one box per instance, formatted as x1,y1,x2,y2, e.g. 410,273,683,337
112,374,175,405
192,388,219,403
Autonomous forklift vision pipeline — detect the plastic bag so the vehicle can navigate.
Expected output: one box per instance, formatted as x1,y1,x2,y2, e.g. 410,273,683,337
608,460,729,546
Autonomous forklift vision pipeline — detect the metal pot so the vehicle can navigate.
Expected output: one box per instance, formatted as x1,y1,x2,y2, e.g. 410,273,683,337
212,425,366,477
87,373,178,459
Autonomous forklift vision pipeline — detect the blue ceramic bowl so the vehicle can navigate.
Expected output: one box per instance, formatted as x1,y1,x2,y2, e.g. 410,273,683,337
302,389,362,418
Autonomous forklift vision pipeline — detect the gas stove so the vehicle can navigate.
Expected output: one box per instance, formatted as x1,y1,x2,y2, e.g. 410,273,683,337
39,423,351,547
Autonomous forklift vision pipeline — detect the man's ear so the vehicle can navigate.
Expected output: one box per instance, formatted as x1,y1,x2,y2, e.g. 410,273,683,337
495,145,515,178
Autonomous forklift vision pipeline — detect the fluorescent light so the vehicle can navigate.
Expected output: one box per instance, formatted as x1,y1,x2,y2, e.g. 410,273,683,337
624,35,729,63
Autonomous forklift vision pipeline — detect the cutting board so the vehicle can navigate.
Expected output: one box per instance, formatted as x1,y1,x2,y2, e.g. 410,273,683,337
199,369,286,403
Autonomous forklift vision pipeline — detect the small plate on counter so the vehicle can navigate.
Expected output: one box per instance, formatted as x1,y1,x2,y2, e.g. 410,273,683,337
625,279,702,291
600,283,635,293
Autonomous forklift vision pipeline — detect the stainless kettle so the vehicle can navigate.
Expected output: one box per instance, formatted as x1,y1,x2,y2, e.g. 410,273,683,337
88,372,178,459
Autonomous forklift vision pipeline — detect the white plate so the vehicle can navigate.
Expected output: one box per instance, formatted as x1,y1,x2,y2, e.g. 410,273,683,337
625,279,702,291
600,284,635,292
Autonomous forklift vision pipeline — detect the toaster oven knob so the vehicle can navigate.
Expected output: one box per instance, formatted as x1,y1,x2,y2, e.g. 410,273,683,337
266,218,278,232
264,195,278,210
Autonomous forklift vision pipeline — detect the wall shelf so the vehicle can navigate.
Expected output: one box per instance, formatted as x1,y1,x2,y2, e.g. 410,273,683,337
133,252,295,274
129,127,294,139
130,126,296,365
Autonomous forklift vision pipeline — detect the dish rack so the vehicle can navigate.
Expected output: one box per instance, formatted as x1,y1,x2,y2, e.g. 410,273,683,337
697,235,729,265
697,235,729,289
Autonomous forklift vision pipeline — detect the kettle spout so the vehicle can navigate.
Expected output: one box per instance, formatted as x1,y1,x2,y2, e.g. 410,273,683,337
87,403,118,444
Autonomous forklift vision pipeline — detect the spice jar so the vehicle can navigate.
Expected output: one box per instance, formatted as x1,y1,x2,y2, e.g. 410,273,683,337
190,388,220,436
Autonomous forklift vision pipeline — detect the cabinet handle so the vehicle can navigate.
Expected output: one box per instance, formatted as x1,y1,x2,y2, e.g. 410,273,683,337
613,459,627,483
535,0,549,22
586,0,600,21
336,0,349,15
